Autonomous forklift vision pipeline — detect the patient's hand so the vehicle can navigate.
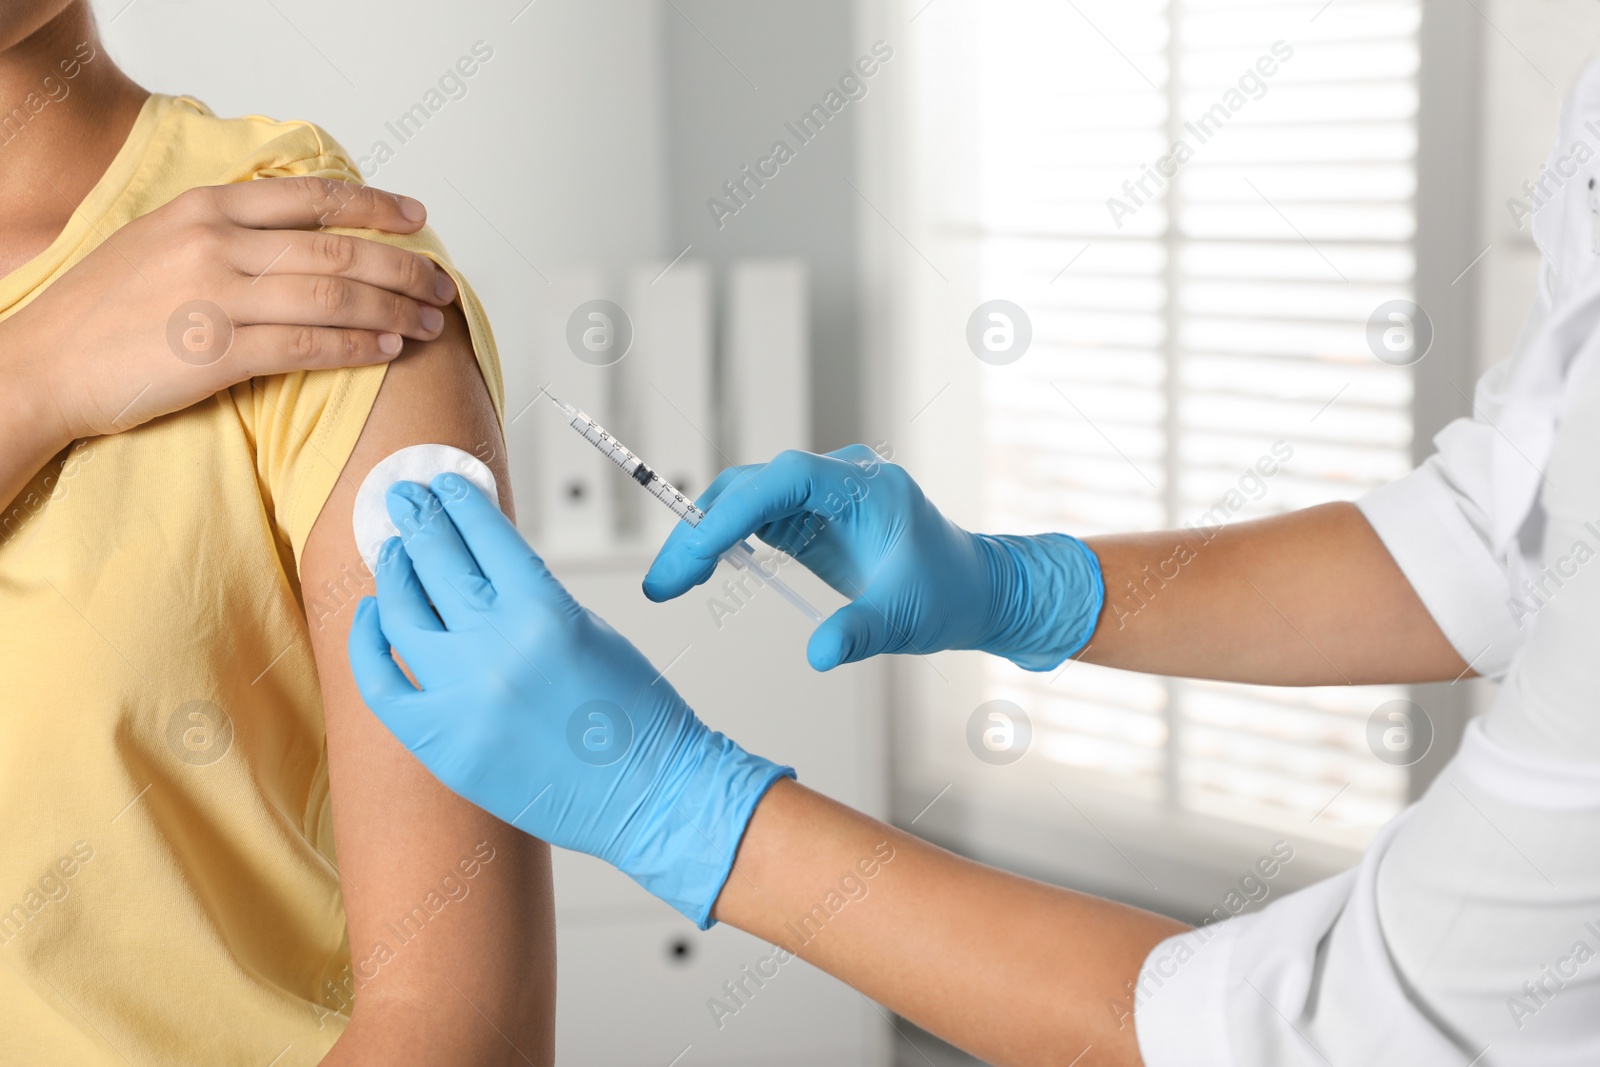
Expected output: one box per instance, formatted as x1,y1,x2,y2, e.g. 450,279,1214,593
4,176,455,442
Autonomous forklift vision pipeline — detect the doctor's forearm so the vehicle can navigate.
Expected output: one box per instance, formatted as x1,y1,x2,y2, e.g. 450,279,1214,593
1079,502,1468,685
712,779,1184,1067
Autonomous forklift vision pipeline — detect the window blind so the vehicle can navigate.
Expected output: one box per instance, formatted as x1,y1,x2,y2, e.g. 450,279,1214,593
960,0,1421,845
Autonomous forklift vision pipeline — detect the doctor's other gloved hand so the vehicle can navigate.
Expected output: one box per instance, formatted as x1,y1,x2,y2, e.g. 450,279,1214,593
348,475,794,929
643,445,1106,673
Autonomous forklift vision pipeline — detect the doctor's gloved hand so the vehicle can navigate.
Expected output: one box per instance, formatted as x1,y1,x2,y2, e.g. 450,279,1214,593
348,475,794,929
643,446,1106,672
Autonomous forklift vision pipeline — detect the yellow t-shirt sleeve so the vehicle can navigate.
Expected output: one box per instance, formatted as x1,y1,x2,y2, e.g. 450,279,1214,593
232,133,506,571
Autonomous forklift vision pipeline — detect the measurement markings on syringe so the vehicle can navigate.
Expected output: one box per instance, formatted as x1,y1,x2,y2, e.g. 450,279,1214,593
564,410,705,525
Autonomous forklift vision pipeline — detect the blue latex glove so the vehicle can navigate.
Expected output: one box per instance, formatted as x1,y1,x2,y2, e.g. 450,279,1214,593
643,445,1105,672
347,474,794,929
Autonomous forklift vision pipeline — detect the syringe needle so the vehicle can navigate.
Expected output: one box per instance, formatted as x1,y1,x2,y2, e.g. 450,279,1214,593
544,390,577,420
720,541,826,624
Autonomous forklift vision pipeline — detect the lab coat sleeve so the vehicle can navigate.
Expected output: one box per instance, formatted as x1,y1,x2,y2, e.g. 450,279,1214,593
1128,908,1247,1066
1131,838,1428,1067
1354,273,1552,680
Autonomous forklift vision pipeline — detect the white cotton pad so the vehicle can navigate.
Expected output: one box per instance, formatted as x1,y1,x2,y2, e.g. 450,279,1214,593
352,444,500,571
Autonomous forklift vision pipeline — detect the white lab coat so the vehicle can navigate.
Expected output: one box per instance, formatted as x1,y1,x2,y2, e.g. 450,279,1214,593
1134,56,1600,1067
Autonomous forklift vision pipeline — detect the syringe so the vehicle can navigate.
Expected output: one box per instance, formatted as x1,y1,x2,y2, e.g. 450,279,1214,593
548,393,826,625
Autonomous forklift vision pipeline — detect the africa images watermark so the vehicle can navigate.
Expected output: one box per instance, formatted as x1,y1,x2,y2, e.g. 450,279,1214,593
1506,917,1600,1032
1505,517,1600,628
0,440,96,550
704,440,897,629
1106,441,1295,630
1506,128,1600,232
0,841,97,948
353,40,496,179
1106,40,1295,229
0,40,97,150
705,40,895,230
1108,840,1297,1030
311,840,499,1028
705,839,897,1031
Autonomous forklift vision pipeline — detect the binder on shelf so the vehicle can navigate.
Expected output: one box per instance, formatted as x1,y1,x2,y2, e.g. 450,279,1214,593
725,259,810,466
623,260,714,543
531,268,620,555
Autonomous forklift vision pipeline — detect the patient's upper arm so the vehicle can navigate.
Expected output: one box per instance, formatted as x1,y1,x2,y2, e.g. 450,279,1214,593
300,305,555,1065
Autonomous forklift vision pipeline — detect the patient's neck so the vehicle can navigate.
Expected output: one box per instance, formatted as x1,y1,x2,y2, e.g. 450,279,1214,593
0,2,147,278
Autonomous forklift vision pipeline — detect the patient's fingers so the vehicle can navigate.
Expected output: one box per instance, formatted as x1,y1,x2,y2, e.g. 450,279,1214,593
242,274,444,340
236,229,455,306
224,324,402,378
206,176,427,233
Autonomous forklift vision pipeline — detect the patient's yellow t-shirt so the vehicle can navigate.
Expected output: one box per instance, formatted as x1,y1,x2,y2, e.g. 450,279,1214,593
0,94,504,1064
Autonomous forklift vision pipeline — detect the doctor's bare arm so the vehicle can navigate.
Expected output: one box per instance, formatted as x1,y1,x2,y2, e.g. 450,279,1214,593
712,778,1186,1067
1079,502,1470,686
